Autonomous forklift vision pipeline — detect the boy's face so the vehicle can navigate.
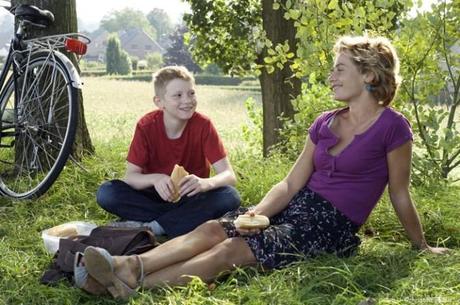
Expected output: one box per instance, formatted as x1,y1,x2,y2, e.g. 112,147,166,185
155,78,197,121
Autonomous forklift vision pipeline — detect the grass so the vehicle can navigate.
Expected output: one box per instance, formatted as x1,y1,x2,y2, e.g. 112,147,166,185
0,78,459,305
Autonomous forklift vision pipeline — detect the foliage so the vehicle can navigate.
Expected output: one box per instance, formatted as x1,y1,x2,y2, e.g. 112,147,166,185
131,56,139,70
393,0,460,183
276,0,412,81
118,51,132,75
95,74,254,87
105,34,131,75
203,63,223,75
163,25,202,73
105,34,121,74
145,52,163,70
194,75,242,86
276,74,339,158
80,59,105,71
100,8,156,39
81,70,107,77
146,8,174,41
183,0,261,76
184,0,410,78
241,97,263,155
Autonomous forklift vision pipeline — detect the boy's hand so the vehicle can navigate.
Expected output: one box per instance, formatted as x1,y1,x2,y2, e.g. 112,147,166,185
152,174,175,201
179,175,209,197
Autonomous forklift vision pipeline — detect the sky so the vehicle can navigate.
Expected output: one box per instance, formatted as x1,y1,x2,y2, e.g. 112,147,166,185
76,0,191,31
0,0,191,31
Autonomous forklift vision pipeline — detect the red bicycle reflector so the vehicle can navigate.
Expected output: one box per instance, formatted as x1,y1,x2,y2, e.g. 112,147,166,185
65,38,87,55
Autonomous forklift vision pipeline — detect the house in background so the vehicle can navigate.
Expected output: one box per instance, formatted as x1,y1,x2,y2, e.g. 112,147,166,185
119,28,164,59
85,28,164,62
85,30,108,62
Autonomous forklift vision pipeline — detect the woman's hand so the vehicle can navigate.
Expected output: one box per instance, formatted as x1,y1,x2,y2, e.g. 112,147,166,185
180,174,210,197
421,245,450,255
235,211,266,236
236,227,262,236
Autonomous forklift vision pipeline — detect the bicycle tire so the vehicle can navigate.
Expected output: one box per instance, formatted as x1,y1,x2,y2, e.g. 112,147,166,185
0,51,78,199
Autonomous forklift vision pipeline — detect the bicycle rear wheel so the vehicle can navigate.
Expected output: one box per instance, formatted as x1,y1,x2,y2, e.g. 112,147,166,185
0,51,78,199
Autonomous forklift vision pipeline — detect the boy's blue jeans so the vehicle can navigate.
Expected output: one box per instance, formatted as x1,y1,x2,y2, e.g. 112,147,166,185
96,179,241,238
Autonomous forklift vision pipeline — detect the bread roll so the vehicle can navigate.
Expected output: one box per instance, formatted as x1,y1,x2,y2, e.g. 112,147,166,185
234,214,270,229
170,164,189,203
47,223,78,237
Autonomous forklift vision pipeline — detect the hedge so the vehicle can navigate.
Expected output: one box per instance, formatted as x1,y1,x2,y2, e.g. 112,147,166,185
80,71,257,87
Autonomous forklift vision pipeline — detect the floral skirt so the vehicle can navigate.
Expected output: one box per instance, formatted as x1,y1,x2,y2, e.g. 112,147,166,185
218,187,361,269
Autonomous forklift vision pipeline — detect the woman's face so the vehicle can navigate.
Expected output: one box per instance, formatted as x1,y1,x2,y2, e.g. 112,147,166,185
329,52,367,103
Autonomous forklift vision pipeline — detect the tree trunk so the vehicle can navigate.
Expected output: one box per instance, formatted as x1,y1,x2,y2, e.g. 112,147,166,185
12,0,94,158
260,0,301,156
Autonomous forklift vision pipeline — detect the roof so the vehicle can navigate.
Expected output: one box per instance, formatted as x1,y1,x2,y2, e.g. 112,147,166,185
119,28,164,53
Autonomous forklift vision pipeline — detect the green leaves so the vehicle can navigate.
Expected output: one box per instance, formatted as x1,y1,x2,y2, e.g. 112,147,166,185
105,34,132,75
101,8,157,39
183,0,261,76
394,0,460,182
328,0,339,10
263,41,294,74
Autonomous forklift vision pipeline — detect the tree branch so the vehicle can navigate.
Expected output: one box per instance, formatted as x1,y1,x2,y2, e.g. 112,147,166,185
447,148,460,166
409,18,442,164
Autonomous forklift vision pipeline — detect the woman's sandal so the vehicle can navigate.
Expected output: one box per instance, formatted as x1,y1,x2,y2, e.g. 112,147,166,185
84,246,144,300
74,251,107,295
74,252,87,288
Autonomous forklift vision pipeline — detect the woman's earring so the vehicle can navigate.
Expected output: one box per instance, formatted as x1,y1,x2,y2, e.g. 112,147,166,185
365,84,375,92
378,100,384,105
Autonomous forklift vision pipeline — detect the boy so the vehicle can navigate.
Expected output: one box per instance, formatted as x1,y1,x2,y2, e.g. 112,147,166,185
96,66,240,238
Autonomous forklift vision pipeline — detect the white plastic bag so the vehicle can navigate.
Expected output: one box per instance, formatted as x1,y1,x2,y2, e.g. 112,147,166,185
41,221,97,254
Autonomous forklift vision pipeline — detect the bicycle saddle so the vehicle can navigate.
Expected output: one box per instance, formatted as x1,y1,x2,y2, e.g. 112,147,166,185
14,4,54,28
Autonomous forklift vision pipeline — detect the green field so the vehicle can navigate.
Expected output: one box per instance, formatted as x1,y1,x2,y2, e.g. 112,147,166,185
83,77,260,150
0,78,458,305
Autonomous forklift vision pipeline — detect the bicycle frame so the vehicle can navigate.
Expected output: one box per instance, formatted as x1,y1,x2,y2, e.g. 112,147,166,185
0,28,90,92
0,15,90,137
0,2,90,198
0,40,15,103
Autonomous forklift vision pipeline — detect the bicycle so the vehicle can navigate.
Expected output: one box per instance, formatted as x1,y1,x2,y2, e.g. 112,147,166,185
0,2,90,199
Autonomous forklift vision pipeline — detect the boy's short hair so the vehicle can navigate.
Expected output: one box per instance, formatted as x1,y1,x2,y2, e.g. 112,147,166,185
152,66,195,97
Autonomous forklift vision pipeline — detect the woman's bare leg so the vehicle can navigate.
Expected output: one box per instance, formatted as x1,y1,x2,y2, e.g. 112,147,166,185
112,220,228,287
142,237,256,288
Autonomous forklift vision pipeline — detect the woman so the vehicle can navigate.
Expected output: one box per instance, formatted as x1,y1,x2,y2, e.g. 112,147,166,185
79,35,448,299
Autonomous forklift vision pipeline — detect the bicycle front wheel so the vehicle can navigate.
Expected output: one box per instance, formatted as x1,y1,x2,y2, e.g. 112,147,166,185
0,51,78,199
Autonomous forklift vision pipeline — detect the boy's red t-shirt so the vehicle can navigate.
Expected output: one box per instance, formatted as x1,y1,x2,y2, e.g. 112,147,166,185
127,110,226,178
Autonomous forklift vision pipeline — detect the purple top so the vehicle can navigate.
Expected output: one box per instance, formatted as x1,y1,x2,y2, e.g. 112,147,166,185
307,107,413,225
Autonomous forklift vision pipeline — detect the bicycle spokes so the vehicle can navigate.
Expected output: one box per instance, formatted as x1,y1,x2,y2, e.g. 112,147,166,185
0,53,76,198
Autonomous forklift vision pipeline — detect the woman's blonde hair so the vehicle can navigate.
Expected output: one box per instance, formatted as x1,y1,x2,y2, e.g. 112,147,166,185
333,35,401,106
